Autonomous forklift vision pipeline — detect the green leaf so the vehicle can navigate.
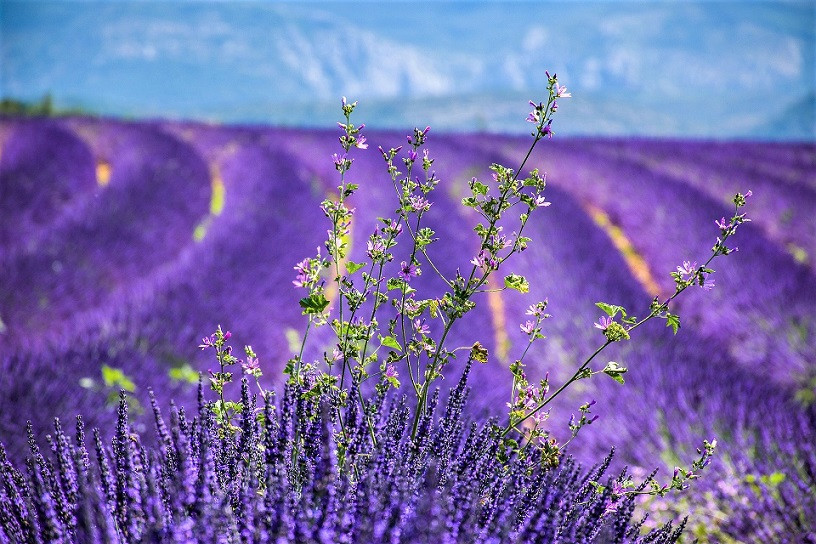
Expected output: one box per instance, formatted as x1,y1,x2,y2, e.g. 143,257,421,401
766,471,786,486
223,401,243,414
386,277,415,294
589,480,606,494
343,183,359,196
471,181,489,195
346,261,366,275
379,335,402,352
470,342,489,364
299,293,330,315
603,361,628,385
168,363,199,385
666,313,681,335
596,302,624,318
504,274,530,293
101,364,136,392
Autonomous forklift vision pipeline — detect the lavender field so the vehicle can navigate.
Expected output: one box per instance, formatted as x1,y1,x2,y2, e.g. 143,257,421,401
1,115,815,541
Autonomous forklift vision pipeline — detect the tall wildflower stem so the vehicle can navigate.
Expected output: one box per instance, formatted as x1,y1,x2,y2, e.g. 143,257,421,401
503,340,610,438
411,319,455,438
410,104,554,440
293,319,312,386
354,223,403,377
504,197,748,436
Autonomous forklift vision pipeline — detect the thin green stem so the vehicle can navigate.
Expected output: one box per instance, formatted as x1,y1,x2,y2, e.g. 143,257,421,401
503,340,610,437
410,319,454,438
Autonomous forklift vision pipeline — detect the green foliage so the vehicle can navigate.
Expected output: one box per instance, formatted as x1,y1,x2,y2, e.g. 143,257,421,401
379,335,402,352
299,293,330,315
346,261,366,275
603,361,628,384
504,274,530,293
168,363,199,385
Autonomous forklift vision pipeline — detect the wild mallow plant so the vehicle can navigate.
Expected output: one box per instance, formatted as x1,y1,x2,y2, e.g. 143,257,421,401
0,74,752,543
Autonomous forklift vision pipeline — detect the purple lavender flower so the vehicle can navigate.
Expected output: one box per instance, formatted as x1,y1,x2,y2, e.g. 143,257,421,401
332,152,347,169
386,219,403,236
366,236,385,259
526,300,549,319
526,100,542,124
403,296,421,316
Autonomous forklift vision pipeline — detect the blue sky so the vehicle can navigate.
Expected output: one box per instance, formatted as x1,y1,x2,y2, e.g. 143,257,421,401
1,1,814,139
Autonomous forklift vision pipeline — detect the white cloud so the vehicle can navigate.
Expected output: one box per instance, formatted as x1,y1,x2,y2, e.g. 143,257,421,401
272,19,480,99
523,27,547,51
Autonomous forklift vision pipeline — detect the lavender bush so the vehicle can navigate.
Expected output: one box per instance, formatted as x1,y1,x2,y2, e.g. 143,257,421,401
0,376,689,543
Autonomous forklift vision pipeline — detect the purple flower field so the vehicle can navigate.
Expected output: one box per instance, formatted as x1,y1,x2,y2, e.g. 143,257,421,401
1,116,814,541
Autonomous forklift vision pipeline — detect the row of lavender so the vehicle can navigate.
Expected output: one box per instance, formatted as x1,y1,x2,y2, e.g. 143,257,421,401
1,117,814,541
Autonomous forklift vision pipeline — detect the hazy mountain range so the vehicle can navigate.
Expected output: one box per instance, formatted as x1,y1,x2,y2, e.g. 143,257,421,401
1,1,814,140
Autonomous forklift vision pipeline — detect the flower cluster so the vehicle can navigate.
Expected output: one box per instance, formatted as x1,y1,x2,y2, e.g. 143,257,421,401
526,71,570,138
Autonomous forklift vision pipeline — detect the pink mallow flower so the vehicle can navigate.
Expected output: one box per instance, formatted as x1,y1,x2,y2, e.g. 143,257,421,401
293,258,310,288
408,195,431,212
676,261,697,280
554,83,571,98
534,195,550,207
594,316,613,331
198,335,216,350
542,120,553,138
399,261,418,281
367,237,385,258
470,249,497,270
413,318,431,336
242,356,261,376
